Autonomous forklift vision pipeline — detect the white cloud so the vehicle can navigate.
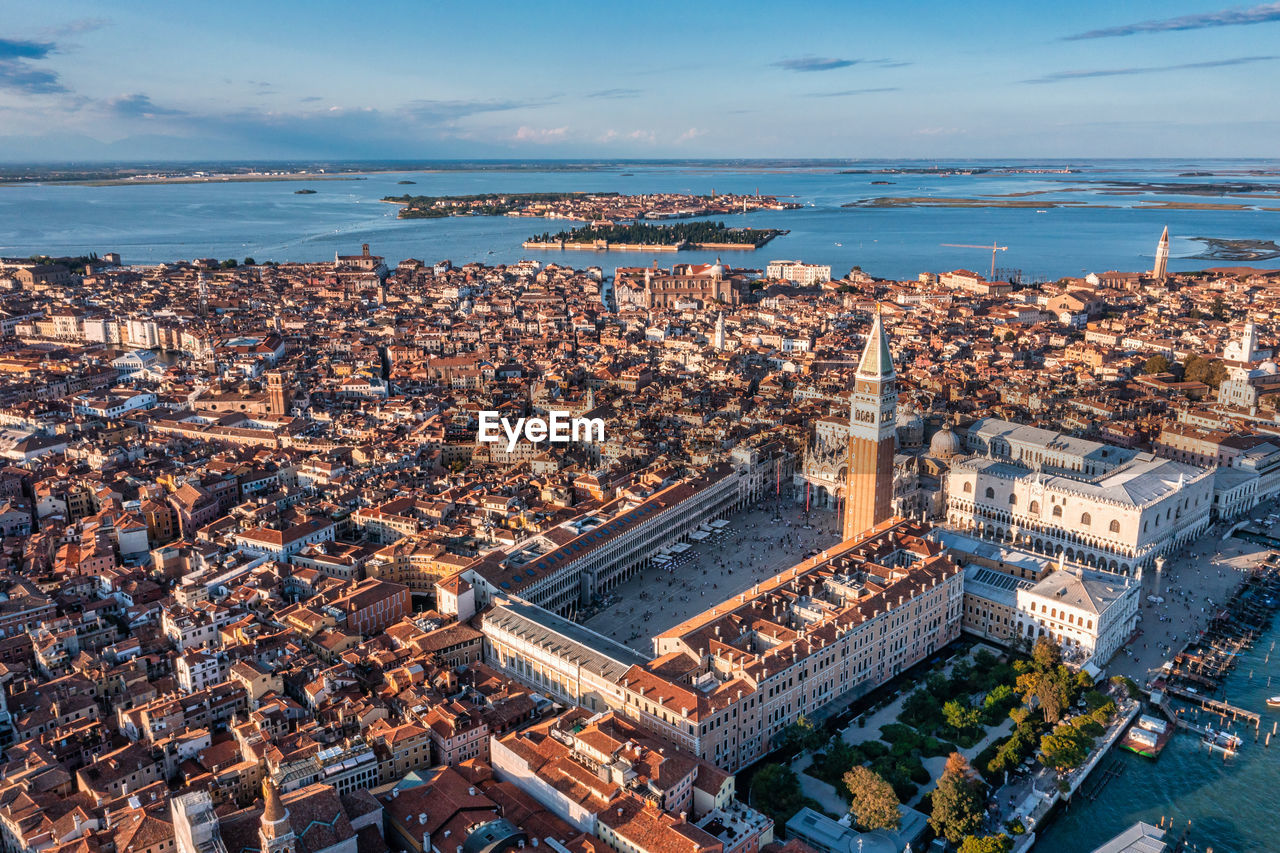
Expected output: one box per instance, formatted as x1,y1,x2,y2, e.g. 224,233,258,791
513,125,569,143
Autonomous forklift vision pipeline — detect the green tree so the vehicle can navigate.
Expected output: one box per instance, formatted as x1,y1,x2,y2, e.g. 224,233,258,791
1141,355,1170,374
1039,725,1090,770
1183,354,1209,384
243,257,256,266
983,684,1017,719
844,766,901,831
973,649,999,674
1016,661,1074,725
750,764,808,825
220,258,238,268
1204,360,1228,389
944,698,983,733
986,739,1022,777
902,689,941,728
1034,675,1069,724
926,670,951,698
776,716,825,752
959,834,1013,853
1032,636,1062,672
1110,674,1141,699
930,753,987,843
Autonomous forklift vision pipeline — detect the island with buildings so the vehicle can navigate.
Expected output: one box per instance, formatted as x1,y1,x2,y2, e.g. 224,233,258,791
524,221,787,251
0,229,1275,853
386,191,799,221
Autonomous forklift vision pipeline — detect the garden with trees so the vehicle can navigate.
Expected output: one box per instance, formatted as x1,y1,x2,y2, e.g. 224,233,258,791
1138,352,1230,388
972,637,1118,786
745,637,1128,850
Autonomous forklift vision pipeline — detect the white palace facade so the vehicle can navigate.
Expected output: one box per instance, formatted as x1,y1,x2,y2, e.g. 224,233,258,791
944,419,1213,575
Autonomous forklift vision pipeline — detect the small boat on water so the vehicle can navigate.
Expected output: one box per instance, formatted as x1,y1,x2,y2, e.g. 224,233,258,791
1267,696,1280,708
1202,728,1242,755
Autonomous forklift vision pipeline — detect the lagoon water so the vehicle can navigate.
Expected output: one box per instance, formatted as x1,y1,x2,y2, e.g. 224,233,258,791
2,159,1279,280
1037,617,1280,853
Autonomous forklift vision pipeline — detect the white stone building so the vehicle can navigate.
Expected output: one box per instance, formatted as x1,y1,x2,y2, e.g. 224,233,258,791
945,419,1212,575
1016,566,1140,667
765,260,832,285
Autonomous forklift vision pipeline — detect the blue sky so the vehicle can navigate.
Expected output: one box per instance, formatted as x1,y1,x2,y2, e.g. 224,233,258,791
1,1,1278,160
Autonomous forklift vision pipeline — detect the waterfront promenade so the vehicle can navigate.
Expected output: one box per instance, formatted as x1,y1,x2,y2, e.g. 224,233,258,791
1110,518,1274,687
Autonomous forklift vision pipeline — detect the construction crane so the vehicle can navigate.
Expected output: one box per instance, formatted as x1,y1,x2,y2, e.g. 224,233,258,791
941,242,1008,281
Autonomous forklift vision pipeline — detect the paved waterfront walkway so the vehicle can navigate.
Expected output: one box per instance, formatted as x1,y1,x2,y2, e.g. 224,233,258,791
1110,517,1273,687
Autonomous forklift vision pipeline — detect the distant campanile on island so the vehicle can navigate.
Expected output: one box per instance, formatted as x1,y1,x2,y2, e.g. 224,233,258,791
1153,226,1170,279
844,306,898,540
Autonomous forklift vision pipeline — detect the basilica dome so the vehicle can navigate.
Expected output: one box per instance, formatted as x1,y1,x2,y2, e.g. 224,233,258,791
929,423,962,459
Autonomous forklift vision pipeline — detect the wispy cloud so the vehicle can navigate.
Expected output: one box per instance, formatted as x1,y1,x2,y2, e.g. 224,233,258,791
585,88,641,99
773,56,909,72
41,18,112,38
0,38,65,94
1066,2,1280,40
107,93,186,118
1024,55,1277,83
0,39,55,60
774,56,857,72
405,97,554,123
808,87,900,97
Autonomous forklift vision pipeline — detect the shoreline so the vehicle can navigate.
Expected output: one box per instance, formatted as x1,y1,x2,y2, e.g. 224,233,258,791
0,173,370,188
523,236,781,252
842,196,1280,212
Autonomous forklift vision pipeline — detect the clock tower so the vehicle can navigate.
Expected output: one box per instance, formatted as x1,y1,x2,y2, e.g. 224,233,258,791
844,306,897,540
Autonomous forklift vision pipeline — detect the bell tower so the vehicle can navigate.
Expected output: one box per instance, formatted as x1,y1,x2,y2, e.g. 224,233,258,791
259,779,295,853
266,371,292,417
844,306,897,540
1152,226,1169,280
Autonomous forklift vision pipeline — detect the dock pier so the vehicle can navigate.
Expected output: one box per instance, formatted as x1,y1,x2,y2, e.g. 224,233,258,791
1162,685,1261,727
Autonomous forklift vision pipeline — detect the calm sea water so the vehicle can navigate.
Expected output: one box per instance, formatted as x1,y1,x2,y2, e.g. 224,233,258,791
1037,617,1280,853
1,160,1278,280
